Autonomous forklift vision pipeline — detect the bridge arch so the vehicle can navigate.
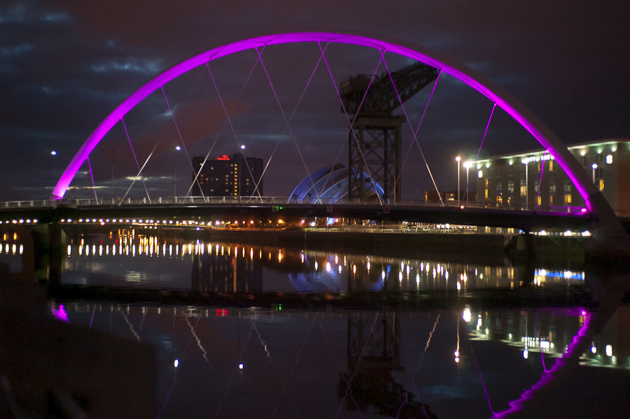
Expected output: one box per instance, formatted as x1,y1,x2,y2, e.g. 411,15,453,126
53,32,619,236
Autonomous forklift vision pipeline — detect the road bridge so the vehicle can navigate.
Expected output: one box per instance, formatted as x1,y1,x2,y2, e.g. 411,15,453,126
0,198,600,232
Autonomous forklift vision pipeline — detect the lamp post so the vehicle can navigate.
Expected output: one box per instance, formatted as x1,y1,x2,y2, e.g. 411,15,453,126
463,162,471,204
591,163,597,184
174,146,181,202
455,156,461,207
49,150,57,201
522,160,529,210
111,148,116,202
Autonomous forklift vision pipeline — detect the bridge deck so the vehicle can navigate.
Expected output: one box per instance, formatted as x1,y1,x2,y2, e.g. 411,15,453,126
0,200,597,231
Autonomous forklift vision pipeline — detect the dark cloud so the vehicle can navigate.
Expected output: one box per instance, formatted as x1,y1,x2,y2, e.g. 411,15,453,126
1,0,629,201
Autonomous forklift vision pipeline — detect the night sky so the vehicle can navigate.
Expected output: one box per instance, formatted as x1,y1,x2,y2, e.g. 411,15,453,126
2,0,629,202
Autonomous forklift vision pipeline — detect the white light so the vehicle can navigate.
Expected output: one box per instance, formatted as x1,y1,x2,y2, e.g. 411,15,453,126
175,146,181,151
477,170,483,179
51,150,57,156
463,308,472,322
240,145,246,150
455,156,461,162
238,363,244,370
591,346,597,354
523,349,529,359
174,359,179,368
606,345,613,357
606,154,613,164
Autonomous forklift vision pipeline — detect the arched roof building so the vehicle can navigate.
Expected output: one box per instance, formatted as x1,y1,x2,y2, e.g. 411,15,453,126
289,164,386,204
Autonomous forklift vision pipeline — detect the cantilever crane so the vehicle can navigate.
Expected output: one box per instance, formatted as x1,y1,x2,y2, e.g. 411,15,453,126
340,62,439,203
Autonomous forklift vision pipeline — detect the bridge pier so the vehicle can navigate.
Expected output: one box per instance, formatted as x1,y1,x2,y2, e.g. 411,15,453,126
586,192,630,266
30,224,66,285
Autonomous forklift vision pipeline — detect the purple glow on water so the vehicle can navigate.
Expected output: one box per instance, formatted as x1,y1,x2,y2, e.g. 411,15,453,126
51,32,601,218
493,311,592,418
51,304,69,323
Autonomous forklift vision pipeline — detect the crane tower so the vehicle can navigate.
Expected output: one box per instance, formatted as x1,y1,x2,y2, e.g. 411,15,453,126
340,62,439,203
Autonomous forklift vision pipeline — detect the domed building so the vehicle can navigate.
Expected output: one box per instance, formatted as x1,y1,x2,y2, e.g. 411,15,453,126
288,164,387,204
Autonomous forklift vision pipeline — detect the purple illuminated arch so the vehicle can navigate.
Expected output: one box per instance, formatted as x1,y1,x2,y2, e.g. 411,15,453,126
53,32,606,219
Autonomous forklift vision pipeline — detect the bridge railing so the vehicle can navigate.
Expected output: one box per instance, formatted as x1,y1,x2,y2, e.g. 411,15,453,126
0,196,588,215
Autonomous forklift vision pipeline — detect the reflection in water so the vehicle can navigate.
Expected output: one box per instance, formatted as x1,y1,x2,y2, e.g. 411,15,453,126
53,289,630,419
0,230,588,292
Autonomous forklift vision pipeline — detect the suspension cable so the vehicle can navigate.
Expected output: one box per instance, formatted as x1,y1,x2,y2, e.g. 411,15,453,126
255,46,323,202
86,157,98,201
474,103,497,163
205,63,263,200
160,86,205,199
318,42,383,205
121,117,151,202
380,50,443,206
184,53,263,199
394,71,443,202
118,140,162,205
256,45,330,203
319,51,385,204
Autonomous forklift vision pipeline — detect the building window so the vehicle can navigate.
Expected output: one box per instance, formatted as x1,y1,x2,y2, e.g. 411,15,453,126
548,160,554,171
580,155,587,167
597,154,604,164
520,185,527,196
606,154,613,164
564,181,572,193
599,179,604,191
564,193,572,205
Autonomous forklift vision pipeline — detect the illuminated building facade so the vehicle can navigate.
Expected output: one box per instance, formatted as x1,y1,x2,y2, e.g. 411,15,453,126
472,138,630,216
192,154,264,197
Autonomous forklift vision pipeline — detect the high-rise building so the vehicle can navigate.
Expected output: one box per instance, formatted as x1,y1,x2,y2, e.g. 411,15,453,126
192,154,264,197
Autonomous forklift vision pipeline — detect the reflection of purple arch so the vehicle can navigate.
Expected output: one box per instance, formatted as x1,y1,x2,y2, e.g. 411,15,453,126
53,32,616,228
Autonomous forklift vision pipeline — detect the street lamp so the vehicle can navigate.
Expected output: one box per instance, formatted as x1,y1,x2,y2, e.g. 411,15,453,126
174,146,181,201
522,160,529,210
49,150,57,200
591,163,597,185
463,162,472,204
455,156,461,207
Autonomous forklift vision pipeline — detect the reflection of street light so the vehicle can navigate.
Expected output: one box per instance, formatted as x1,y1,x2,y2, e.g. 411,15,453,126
174,146,181,201
455,156,461,206
591,163,597,184
463,162,472,204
